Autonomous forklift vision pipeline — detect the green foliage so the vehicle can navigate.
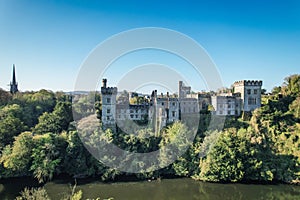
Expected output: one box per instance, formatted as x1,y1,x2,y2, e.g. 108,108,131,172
282,74,300,96
72,92,100,119
63,131,101,177
197,129,245,182
16,185,112,200
129,96,147,105
194,127,298,183
34,101,73,134
0,132,34,175
0,105,26,148
289,97,300,119
11,90,57,127
16,187,50,200
159,122,192,168
30,134,64,183
0,88,12,106
0,75,300,184
271,75,300,96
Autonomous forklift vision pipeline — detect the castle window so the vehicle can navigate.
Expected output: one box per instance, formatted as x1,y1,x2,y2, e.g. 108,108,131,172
228,111,231,115
248,97,256,105
107,109,111,114
172,111,176,117
135,115,138,118
130,114,134,118
106,98,111,103
135,109,138,113
228,104,231,108
107,116,110,120
130,110,134,113
162,102,164,106
172,102,176,106
254,89,258,94
247,89,251,95
202,101,207,109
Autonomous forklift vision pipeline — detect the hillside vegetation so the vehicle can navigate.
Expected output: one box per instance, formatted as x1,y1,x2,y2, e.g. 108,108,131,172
0,75,299,184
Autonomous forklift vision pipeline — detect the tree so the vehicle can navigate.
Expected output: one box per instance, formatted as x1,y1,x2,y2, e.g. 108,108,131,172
16,187,50,200
0,88,12,106
34,101,73,134
7,90,56,128
282,74,300,96
197,129,245,182
271,86,282,95
63,131,100,177
0,132,34,175
30,134,63,183
289,97,300,119
0,104,29,148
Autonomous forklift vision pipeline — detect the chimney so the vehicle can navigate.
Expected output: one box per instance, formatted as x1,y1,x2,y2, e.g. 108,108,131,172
102,79,107,88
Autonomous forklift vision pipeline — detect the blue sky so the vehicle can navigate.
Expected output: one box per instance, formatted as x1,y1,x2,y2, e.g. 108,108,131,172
0,0,299,92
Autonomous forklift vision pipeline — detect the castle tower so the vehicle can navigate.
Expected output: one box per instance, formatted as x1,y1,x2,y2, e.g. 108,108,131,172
101,79,117,130
233,80,262,112
178,81,191,99
10,64,18,94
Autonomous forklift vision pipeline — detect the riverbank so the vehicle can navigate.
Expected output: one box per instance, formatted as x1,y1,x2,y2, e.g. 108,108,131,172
1,177,300,200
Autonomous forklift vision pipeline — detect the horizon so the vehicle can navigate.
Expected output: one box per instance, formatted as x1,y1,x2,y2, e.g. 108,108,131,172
0,63,295,94
1,0,299,93
1,75,266,95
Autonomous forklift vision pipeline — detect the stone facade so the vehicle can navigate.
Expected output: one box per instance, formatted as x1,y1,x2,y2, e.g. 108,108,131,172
148,90,180,131
116,104,149,121
178,81,191,99
101,79,262,130
211,93,242,116
101,79,118,128
233,80,262,112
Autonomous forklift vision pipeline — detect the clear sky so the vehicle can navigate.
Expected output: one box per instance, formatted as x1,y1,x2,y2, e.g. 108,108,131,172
0,0,299,93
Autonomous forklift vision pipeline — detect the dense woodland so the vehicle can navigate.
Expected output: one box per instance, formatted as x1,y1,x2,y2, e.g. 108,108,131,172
0,75,299,186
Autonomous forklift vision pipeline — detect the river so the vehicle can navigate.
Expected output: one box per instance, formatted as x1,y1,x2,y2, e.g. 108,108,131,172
0,177,299,200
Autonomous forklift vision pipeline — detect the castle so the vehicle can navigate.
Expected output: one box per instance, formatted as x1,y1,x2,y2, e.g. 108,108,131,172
101,79,262,130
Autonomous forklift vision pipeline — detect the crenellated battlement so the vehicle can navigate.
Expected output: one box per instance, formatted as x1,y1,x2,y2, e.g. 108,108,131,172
101,87,118,95
101,78,118,94
233,80,262,87
101,78,262,130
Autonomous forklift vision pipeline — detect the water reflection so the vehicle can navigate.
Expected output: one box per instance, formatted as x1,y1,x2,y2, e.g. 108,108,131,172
0,178,299,200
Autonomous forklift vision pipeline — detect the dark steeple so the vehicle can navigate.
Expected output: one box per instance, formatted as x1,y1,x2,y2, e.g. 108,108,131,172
10,64,18,94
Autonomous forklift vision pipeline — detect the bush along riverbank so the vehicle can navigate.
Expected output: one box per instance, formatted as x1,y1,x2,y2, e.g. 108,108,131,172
0,75,299,184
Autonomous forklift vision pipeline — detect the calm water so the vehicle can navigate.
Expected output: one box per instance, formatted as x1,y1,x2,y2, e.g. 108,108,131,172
0,177,300,200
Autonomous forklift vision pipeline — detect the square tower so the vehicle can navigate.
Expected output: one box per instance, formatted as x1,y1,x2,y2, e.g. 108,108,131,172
233,80,262,112
101,79,118,129
178,81,191,99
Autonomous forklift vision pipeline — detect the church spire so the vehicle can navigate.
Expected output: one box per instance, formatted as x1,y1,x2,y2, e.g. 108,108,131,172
10,64,18,94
